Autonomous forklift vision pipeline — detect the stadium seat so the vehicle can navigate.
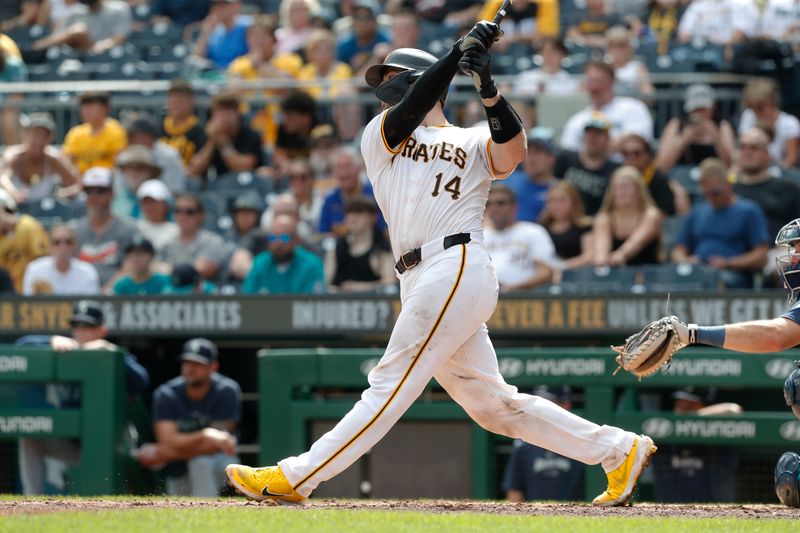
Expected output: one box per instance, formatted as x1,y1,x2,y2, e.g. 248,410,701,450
92,61,155,81
18,198,77,230
142,43,189,63
129,23,182,49
639,263,720,292
81,44,140,63
131,2,152,23
669,165,703,204
207,171,272,199
559,266,638,293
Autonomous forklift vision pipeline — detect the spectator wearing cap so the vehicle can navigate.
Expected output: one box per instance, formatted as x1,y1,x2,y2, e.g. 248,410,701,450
136,179,180,253
559,61,653,154
188,92,263,180
619,133,680,216
512,37,580,97
125,115,187,193
554,114,621,216
225,191,264,245
0,113,80,205
150,0,212,28
243,213,324,294
165,263,217,294
0,188,49,292
31,0,132,55
484,184,556,292
274,90,318,167
16,299,150,495
159,81,206,169
502,386,584,502
63,92,128,175
325,196,394,293
651,386,742,503
672,158,770,288
112,145,163,220
336,1,390,73
319,145,385,235
738,78,800,168
656,84,735,172
193,0,250,70
70,167,139,288
22,223,100,295
135,338,240,497
111,234,171,295
160,193,229,281
505,130,557,223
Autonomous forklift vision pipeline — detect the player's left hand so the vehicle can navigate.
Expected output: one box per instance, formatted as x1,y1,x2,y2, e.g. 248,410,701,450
457,21,502,53
458,47,498,99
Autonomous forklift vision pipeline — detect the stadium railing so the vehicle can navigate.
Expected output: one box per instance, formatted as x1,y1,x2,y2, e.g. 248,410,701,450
0,72,753,144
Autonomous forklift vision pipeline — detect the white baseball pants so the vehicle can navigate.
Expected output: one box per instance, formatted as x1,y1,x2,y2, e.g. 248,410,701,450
279,242,635,497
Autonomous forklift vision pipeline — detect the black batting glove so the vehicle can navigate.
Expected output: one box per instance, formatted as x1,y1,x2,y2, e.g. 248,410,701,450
458,47,498,99
456,21,502,53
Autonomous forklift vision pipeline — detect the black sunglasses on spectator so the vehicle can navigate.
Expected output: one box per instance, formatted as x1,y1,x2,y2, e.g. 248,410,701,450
175,207,200,215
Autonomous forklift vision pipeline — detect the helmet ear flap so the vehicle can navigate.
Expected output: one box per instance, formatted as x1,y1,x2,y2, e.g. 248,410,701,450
375,69,419,105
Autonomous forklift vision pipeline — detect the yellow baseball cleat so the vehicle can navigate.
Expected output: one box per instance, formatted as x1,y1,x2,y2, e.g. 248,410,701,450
225,464,306,503
592,435,657,507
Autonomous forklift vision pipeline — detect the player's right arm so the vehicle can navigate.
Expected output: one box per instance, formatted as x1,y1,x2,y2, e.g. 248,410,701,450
381,22,501,150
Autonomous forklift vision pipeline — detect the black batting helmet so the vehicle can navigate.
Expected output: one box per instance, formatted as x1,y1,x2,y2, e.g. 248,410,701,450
364,48,446,106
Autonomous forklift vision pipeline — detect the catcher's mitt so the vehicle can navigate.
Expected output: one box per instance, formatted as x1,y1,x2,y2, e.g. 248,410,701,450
612,316,691,379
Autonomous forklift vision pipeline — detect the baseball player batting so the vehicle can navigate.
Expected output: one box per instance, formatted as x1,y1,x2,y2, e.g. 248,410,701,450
226,15,656,506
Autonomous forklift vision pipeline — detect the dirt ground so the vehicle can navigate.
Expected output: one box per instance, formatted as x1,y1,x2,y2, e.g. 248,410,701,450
1,498,798,519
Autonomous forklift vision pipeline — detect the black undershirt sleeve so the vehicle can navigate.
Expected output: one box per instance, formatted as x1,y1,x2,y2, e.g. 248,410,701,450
382,48,462,150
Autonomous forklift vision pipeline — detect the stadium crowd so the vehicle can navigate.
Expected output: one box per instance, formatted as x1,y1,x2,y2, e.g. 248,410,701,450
0,0,799,296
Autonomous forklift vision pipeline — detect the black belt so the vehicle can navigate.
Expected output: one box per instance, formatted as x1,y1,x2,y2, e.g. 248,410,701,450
395,233,471,274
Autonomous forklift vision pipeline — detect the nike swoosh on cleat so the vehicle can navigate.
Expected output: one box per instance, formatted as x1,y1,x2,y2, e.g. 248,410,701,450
261,484,293,497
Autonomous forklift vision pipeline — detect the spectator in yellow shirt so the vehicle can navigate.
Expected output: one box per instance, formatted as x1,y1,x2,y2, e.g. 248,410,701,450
63,91,128,175
478,0,559,39
228,18,303,82
228,18,303,148
298,29,357,140
0,189,49,292
297,29,353,100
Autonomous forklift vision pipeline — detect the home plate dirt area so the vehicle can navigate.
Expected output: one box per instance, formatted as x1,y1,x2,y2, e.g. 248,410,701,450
0,498,796,519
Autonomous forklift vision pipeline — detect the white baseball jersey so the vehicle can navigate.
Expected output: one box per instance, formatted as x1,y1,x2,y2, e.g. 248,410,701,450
361,110,502,259
279,107,637,498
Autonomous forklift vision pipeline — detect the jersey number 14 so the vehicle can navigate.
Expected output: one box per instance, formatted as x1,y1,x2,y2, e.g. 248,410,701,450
431,172,462,200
